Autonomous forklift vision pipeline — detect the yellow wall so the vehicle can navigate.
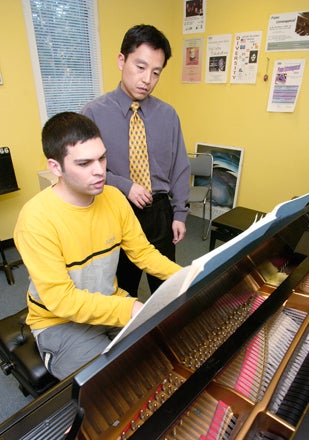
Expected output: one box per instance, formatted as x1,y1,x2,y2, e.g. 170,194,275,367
172,0,309,213
1,0,45,240
1,0,308,239
97,1,177,105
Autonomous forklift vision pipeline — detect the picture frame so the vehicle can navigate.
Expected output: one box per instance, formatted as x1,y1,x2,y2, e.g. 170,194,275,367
193,143,244,219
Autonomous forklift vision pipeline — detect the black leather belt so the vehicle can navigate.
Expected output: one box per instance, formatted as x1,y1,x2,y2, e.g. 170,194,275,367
130,193,169,212
144,193,169,208
151,193,168,202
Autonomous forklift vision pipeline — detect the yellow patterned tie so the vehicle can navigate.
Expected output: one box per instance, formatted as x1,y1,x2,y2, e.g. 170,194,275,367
129,101,152,192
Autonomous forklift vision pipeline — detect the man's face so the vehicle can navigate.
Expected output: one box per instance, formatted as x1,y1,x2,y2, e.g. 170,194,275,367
118,43,165,101
50,137,107,206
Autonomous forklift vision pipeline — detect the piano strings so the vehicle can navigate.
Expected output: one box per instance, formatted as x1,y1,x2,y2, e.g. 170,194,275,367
160,304,307,440
269,327,309,426
77,269,308,440
159,392,233,440
161,289,263,372
215,306,305,402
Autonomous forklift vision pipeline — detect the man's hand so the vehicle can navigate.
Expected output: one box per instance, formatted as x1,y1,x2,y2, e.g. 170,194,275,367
131,300,144,317
172,220,186,244
128,183,152,209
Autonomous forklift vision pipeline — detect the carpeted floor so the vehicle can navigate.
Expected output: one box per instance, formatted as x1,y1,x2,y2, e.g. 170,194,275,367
0,247,32,424
0,214,211,424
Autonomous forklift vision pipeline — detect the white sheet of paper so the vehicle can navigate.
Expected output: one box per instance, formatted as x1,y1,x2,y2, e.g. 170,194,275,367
103,265,193,353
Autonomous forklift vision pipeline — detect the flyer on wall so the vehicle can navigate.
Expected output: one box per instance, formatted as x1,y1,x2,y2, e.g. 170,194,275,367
230,31,262,84
266,12,309,52
205,34,232,83
183,0,206,34
182,38,203,83
267,59,306,112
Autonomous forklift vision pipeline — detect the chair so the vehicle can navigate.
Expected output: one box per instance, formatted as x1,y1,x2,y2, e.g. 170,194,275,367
0,240,23,285
188,152,213,240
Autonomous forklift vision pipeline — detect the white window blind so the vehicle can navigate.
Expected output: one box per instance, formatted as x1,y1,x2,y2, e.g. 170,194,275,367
23,0,102,123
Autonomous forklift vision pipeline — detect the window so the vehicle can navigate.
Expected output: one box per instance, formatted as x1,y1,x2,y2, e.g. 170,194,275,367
23,0,102,124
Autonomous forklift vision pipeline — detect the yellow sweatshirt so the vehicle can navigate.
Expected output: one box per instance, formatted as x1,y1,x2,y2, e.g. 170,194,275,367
14,185,181,330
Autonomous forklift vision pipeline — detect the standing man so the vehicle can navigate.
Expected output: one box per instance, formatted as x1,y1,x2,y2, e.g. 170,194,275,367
82,24,190,296
14,112,182,380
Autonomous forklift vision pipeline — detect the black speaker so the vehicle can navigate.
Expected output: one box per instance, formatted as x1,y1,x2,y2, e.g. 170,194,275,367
0,147,20,195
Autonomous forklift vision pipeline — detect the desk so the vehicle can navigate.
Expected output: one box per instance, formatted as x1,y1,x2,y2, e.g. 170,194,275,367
0,240,23,285
209,206,265,251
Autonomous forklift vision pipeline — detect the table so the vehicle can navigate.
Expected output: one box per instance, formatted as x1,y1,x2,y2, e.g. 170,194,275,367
209,206,265,251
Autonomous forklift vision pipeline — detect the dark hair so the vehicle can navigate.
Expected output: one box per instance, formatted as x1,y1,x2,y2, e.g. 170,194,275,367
120,24,172,68
42,112,102,166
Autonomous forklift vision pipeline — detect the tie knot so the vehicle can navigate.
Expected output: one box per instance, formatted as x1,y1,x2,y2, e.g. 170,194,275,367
131,101,140,113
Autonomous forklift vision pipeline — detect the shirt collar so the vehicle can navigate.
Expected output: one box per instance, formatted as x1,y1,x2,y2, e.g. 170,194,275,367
115,82,149,117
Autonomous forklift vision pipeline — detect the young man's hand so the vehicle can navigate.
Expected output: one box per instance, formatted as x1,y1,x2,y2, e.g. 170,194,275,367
131,300,144,317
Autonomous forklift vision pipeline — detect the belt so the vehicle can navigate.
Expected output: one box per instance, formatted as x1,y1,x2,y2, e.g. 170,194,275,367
130,193,169,212
144,193,169,208
151,193,168,202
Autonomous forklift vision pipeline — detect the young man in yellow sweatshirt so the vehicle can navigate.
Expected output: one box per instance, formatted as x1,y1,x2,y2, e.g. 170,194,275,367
14,112,181,380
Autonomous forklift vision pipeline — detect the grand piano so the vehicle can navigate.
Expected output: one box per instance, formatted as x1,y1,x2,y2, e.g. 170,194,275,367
0,195,308,440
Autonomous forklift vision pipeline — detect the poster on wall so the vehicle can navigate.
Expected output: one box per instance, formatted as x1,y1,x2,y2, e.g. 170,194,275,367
267,59,306,112
193,143,244,219
230,31,262,84
266,12,309,52
182,38,203,83
183,0,206,34
205,34,232,83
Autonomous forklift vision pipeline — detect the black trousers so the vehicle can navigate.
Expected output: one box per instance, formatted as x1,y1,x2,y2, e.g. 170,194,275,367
117,194,175,297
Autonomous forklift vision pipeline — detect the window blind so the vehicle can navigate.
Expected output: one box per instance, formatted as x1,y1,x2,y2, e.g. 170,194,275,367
25,0,102,120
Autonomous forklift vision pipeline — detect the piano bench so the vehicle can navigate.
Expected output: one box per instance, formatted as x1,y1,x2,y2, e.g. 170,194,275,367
0,308,59,398
209,206,265,251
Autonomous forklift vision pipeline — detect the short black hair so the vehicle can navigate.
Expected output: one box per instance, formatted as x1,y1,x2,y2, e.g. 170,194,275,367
42,112,102,167
120,24,172,68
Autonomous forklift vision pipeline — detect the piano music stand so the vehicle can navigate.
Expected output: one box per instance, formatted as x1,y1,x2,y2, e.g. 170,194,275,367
0,240,23,285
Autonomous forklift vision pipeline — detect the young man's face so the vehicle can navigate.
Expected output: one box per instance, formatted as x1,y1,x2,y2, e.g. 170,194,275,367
118,43,165,101
49,137,107,206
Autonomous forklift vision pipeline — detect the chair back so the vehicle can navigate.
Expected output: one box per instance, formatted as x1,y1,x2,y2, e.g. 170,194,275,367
188,153,213,180
187,153,213,240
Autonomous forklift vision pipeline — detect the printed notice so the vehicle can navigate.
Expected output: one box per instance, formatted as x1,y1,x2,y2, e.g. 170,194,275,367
183,0,206,34
206,34,232,83
266,12,309,52
230,31,262,84
267,59,306,112
182,38,203,83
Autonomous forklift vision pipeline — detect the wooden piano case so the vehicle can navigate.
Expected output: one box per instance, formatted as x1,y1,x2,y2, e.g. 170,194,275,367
72,205,309,440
